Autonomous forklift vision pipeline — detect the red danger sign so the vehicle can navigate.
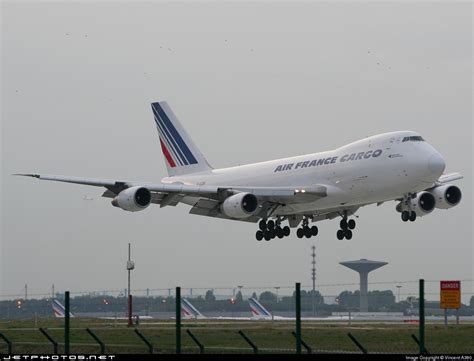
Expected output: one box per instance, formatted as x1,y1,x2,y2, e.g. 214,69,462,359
440,280,461,309
441,281,460,290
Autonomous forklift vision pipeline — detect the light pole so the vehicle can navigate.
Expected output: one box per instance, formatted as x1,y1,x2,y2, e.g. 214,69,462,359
126,243,135,326
274,287,280,303
396,285,402,303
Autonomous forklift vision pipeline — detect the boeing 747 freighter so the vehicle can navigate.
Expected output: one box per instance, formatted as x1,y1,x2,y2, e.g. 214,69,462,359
17,102,463,241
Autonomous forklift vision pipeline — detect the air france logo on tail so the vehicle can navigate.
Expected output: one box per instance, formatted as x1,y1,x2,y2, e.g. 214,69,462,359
52,299,74,318
181,298,204,319
248,298,272,319
151,102,198,168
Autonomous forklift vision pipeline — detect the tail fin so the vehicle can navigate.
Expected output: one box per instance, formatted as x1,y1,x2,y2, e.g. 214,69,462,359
181,298,205,319
248,298,272,320
52,299,74,318
151,102,213,177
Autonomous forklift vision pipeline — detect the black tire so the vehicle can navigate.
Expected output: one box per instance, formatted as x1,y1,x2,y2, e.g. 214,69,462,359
297,228,304,239
409,211,417,222
311,226,318,236
348,219,356,230
304,227,312,238
256,230,263,241
340,218,348,229
345,229,353,240
283,226,291,237
337,229,345,240
269,229,276,239
401,211,409,222
264,231,271,241
267,220,275,231
276,228,284,239
259,220,267,231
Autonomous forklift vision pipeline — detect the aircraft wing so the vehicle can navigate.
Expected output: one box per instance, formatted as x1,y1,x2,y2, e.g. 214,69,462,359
14,174,327,220
436,172,463,184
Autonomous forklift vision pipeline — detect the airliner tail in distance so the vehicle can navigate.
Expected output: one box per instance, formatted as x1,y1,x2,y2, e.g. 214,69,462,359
248,298,273,320
52,299,74,318
181,298,206,319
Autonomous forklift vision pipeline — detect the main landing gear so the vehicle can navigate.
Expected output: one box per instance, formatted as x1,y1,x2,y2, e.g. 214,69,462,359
296,217,318,239
256,218,290,241
336,217,356,240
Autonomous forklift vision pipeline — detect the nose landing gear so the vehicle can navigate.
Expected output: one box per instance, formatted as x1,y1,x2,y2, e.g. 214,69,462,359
401,210,417,222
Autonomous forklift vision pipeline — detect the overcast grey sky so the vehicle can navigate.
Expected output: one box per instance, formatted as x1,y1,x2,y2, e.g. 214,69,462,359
1,1,472,302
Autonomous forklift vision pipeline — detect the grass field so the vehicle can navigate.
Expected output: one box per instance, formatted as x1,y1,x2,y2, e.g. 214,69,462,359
0,318,472,354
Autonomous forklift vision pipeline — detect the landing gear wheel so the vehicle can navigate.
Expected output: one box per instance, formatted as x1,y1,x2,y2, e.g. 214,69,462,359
344,229,353,240
409,211,417,222
267,220,275,231
304,227,312,238
337,229,345,240
311,226,319,236
256,230,263,241
401,211,410,222
347,219,356,230
264,231,271,241
297,228,304,239
276,227,284,239
283,226,290,237
259,220,267,231
340,218,348,229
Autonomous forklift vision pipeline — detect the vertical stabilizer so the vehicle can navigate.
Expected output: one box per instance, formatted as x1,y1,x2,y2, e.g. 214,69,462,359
151,102,213,177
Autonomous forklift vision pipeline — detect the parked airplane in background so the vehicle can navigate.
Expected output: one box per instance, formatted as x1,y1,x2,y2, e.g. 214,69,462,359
182,298,271,320
249,298,349,321
17,102,463,241
52,299,74,318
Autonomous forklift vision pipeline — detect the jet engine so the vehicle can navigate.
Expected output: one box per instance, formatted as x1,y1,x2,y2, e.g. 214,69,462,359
221,193,258,219
409,191,436,217
111,186,151,212
430,184,462,209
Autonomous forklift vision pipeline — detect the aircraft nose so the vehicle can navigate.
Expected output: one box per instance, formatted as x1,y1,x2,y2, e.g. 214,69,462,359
428,152,446,176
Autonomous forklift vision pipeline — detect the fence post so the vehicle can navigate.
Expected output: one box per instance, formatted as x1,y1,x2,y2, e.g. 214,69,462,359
186,329,204,354
64,291,70,354
295,282,302,355
134,328,153,354
291,331,312,354
347,332,368,354
419,279,425,354
39,328,58,354
238,330,258,354
176,286,181,354
411,334,429,354
0,332,12,354
86,328,106,354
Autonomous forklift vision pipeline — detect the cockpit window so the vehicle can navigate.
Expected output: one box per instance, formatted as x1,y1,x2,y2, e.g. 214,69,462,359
402,136,424,142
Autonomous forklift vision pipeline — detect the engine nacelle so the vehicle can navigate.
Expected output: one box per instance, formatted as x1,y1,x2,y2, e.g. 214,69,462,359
410,191,436,217
430,184,462,209
221,193,258,219
112,186,151,212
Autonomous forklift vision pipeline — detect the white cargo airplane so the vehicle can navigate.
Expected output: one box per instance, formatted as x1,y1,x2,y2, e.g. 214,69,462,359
181,298,270,320
16,102,463,241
